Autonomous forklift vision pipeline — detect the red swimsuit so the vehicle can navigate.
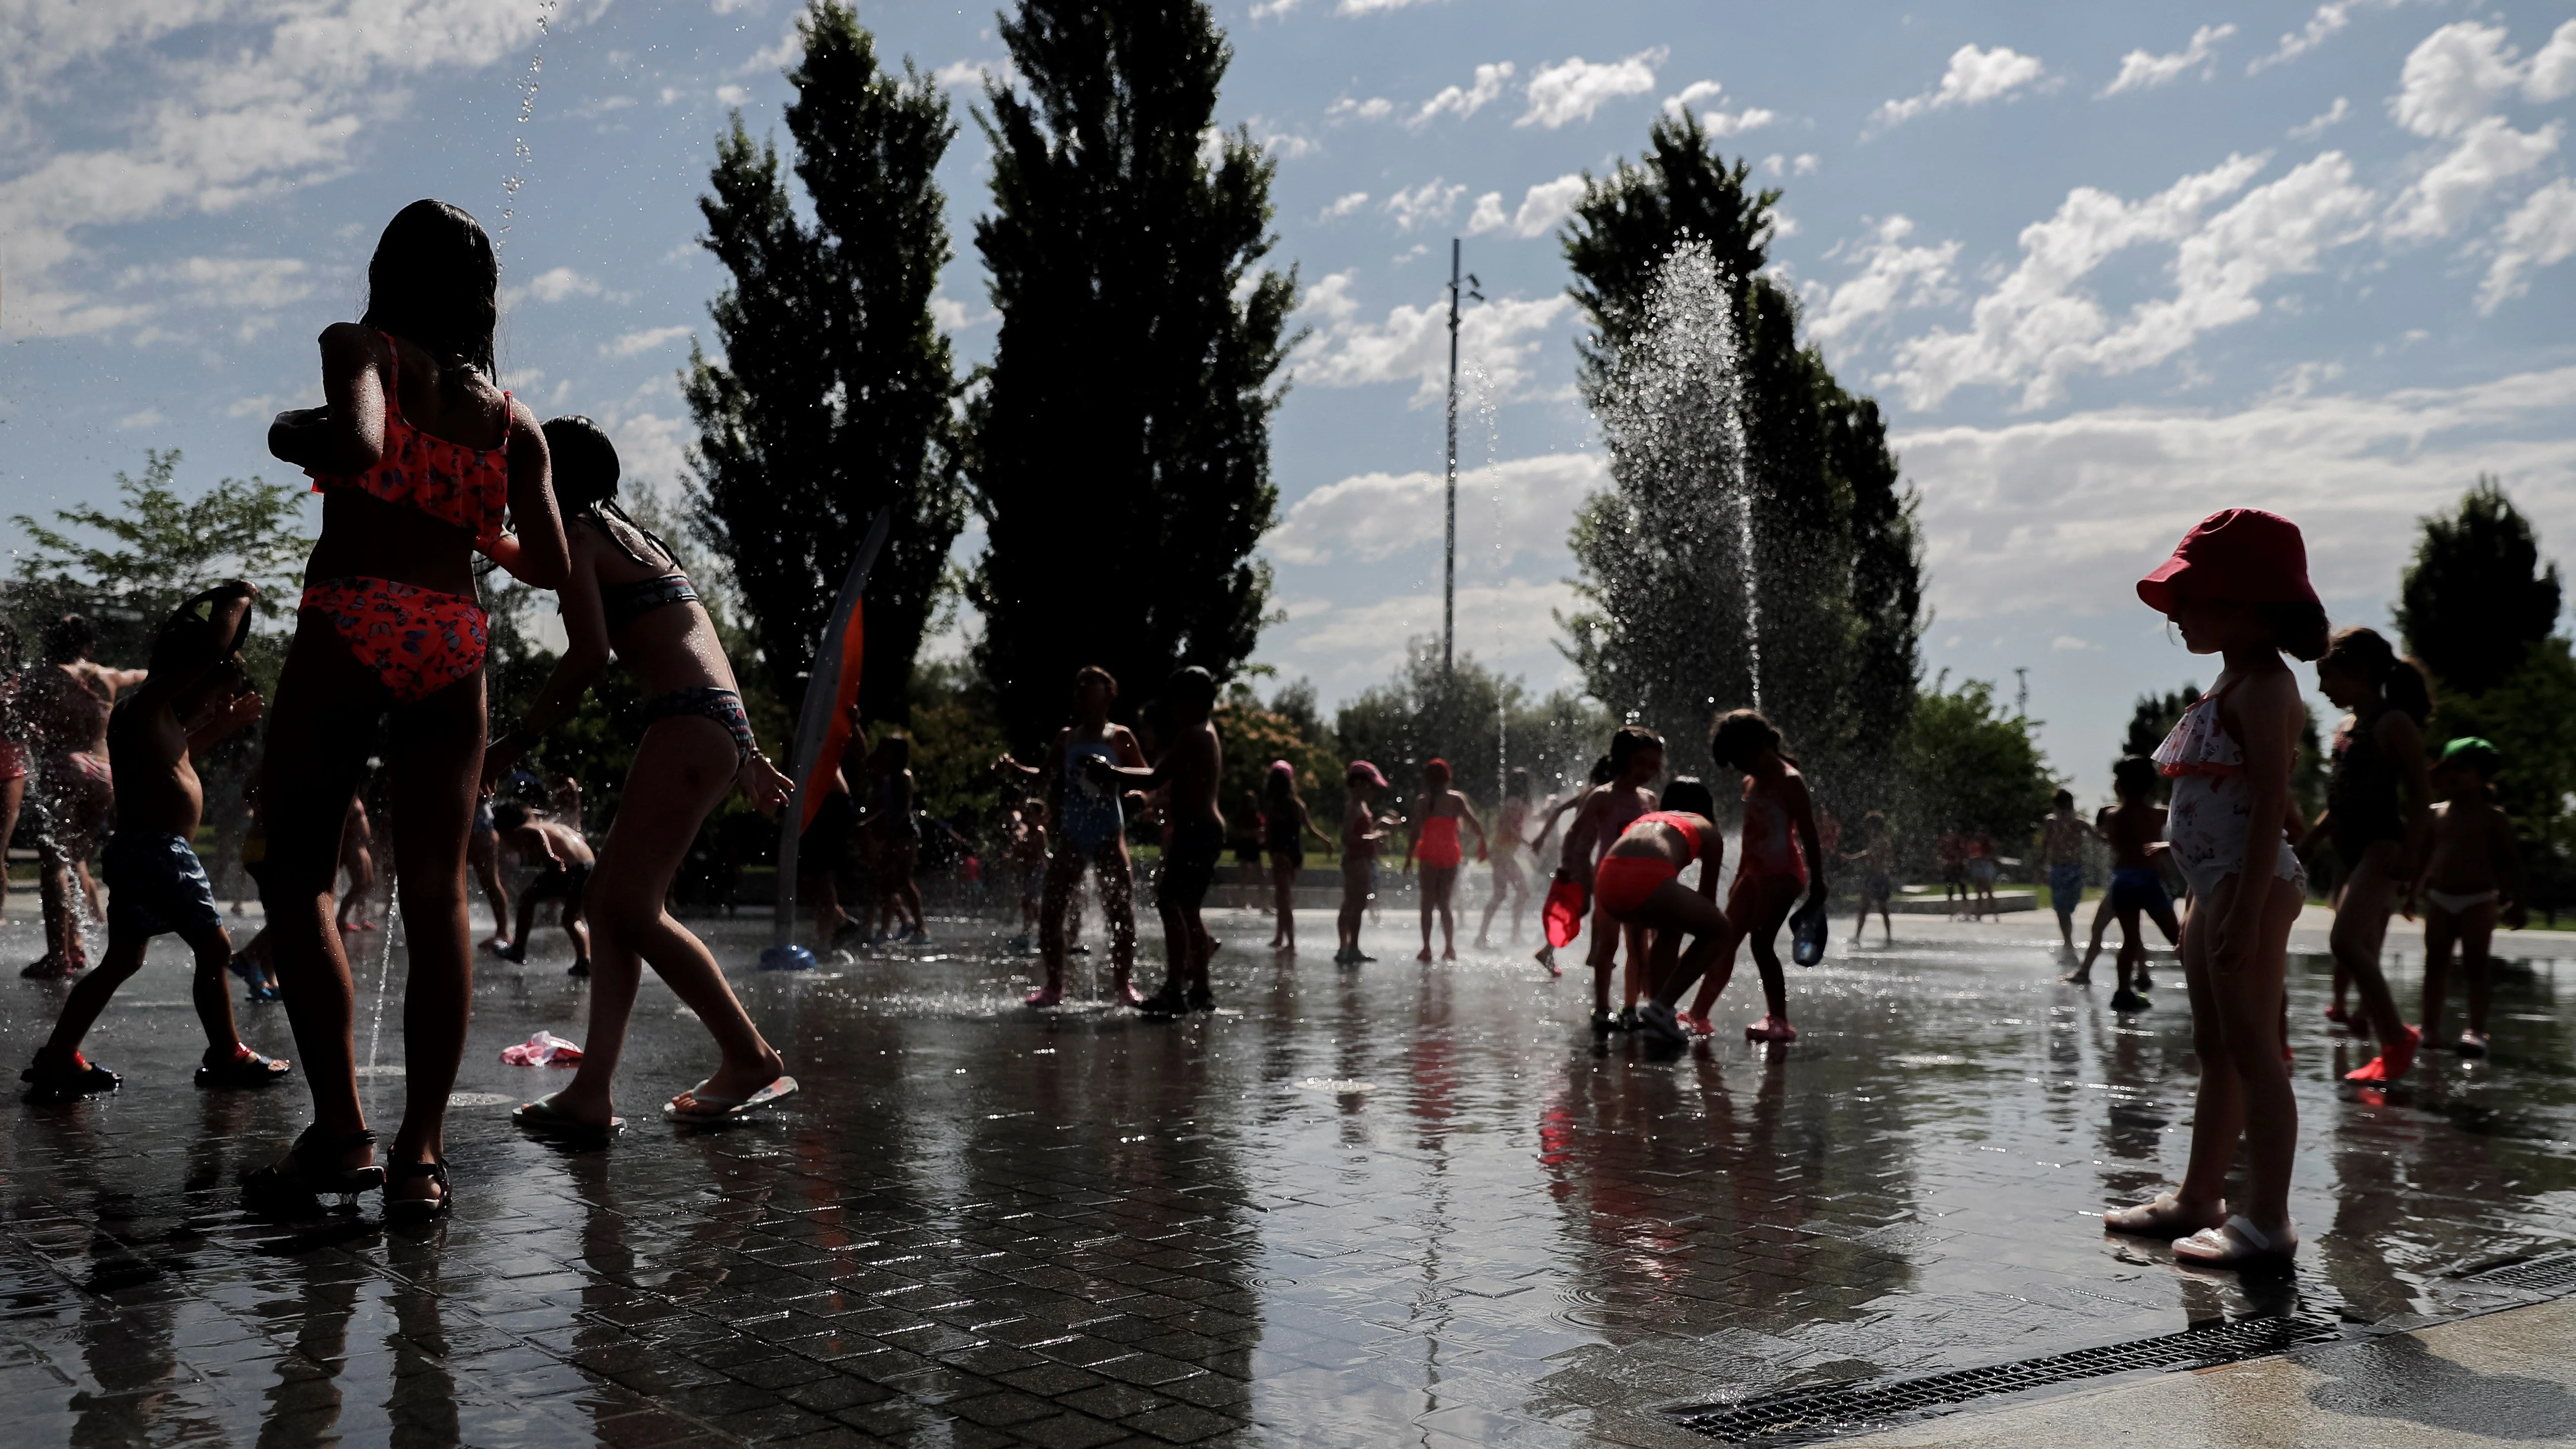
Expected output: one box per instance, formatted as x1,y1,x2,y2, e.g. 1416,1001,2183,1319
303,335,509,702
1593,811,1710,917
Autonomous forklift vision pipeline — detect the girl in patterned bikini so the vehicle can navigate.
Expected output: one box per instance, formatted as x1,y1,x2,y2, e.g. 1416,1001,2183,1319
250,199,571,1223
2105,509,2326,1268
484,418,799,1138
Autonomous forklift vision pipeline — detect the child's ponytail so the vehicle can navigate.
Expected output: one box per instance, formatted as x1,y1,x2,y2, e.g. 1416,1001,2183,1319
2385,657,2434,725
2321,626,2436,725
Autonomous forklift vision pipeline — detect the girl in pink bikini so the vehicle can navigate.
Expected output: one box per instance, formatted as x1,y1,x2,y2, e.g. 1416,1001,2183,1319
1683,710,1824,1043
250,200,570,1222
2105,509,2325,1269
1404,758,1488,962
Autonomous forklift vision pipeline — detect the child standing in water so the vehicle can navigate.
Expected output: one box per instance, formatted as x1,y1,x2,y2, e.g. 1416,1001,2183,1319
1263,761,1332,953
1010,799,1049,952
252,199,569,1222
2065,756,2180,1011
997,667,1149,1007
1475,768,1534,949
2105,508,2323,1267
2301,627,2434,1083
1844,811,1897,945
1087,667,1225,1014
1561,729,1663,1031
1529,755,1612,976
1404,759,1489,962
2041,790,2090,954
2413,737,2524,1057
1684,710,1824,1043
1336,761,1394,965
21,585,290,1101
492,802,594,977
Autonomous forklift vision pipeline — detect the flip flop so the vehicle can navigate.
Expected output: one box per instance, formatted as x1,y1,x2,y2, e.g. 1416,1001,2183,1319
664,1075,799,1125
513,1093,625,1142
195,1049,293,1090
2172,1214,2297,1267
21,1055,119,1103
2104,1191,2220,1239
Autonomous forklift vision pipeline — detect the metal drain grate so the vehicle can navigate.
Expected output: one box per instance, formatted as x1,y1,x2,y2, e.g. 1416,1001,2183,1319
2459,1248,2576,1295
1673,1311,2345,1446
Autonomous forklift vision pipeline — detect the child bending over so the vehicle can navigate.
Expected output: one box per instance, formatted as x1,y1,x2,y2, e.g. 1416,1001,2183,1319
494,801,595,976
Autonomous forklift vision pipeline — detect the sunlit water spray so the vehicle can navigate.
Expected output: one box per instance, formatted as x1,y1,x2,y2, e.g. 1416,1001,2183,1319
495,0,562,262
364,866,398,1074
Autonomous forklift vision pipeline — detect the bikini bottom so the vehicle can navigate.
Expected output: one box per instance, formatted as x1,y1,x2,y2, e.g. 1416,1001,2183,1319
302,577,487,703
641,685,758,763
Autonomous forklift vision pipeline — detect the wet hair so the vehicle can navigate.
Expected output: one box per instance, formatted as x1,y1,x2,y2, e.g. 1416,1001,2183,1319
1507,767,1530,799
1074,664,1117,698
492,801,532,833
1609,725,1664,772
147,583,255,676
2112,755,2159,802
1423,757,1452,785
2053,787,2074,808
1710,709,1788,771
1165,665,1219,712
360,200,499,378
40,614,95,663
2255,600,2331,663
2320,627,2433,725
543,416,676,569
1266,763,1298,806
1587,754,1616,786
1659,776,1716,819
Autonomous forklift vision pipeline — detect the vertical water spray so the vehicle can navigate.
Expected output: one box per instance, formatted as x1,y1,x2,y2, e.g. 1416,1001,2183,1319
495,0,562,262
364,867,398,1073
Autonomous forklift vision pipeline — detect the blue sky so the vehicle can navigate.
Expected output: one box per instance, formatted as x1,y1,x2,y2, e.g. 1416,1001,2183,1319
6,1,2575,800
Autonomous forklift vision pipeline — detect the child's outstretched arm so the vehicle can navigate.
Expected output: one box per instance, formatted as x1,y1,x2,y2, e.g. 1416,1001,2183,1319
1301,800,1333,850
185,691,263,757
269,324,388,474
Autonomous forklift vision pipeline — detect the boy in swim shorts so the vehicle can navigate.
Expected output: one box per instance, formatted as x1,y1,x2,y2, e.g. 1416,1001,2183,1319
494,801,596,977
21,583,292,1101
1088,667,1225,1014
2040,789,2090,953
1337,761,1393,965
2413,737,2525,1057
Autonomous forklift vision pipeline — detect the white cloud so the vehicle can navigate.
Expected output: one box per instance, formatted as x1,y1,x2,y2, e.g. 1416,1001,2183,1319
1269,581,1582,691
2050,636,2103,652
604,412,692,503
1519,48,1668,130
1383,179,1465,233
1465,174,1587,240
2102,24,2236,97
1412,62,1514,127
513,265,602,304
600,324,693,358
2389,21,2576,138
117,408,166,431
119,256,315,311
1317,191,1371,222
1806,216,1960,347
0,0,601,339
1888,152,2373,411
2249,3,2353,76
2534,22,2576,102
1898,365,2576,624
1338,0,1442,11
2289,97,2350,139
2383,116,2560,241
1793,153,1820,176
1329,95,1396,123
1268,453,1607,565
1661,79,1774,135
1872,44,2048,129
714,84,750,106
1664,80,1726,115
929,295,996,331
2479,178,2576,313
1289,271,1575,405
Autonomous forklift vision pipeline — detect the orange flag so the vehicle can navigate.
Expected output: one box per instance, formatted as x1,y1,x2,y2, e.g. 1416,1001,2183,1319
798,597,865,832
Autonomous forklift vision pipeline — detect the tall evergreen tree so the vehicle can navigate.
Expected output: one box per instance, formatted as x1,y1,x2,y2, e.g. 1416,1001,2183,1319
1558,109,1922,793
2395,476,2562,695
967,0,1296,747
686,1,964,720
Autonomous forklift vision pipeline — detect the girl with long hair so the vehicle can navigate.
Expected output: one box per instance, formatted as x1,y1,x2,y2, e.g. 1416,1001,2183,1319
2300,626,2435,1083
251,199,569,1221
1262,760,1332,952
1682,710,1824,1043
485,417,798,1136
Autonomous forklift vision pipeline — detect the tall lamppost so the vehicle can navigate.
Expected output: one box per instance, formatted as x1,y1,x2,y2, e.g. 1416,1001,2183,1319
1443,237,1482,677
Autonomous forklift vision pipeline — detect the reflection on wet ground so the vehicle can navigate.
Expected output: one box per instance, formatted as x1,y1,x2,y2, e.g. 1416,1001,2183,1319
1,906,2571,1446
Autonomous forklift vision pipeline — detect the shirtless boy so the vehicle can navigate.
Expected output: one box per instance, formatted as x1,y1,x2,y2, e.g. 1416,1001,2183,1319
2065,756,2178,1012
21,583,291,1100
1559,727,1663,1033
997,666,1150,1006
1089,667,1224,1015
493,802,596,977
2413,737,2525,1057
1336,761,1395,965
20,615,149,978
2040,789,2090,953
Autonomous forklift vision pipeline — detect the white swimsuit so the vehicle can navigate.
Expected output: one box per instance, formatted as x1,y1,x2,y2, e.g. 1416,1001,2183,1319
2154,679,2306,900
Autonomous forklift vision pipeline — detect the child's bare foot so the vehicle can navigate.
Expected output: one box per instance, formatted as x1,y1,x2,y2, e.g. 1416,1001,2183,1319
1024,986,1062,1007
1440,946,1457,962
2060,969,2092,985
1416,948,1433,962
1745,1016,1797,1043
2104,1191,2222,1238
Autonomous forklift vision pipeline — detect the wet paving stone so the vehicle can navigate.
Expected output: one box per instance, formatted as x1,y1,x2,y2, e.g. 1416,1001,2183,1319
3,906,2574,1444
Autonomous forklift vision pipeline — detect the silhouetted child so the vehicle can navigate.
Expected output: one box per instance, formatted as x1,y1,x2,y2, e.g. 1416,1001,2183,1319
2413,737,2525,1057
2066,756,2179,1011
1336,761,1394,965
1090,667,1225,1014
1404,757,1488,962
1010,799,1049,952
21,584,292,1101
1684,711,1821,1043
494,801,595,976
2041,789,2090,952
1843,811,1897,945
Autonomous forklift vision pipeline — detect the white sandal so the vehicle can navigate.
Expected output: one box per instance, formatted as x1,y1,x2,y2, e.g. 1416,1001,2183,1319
2172,1214,2297,1266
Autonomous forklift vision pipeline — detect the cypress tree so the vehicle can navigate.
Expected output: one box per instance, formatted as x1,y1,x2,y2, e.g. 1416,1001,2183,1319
2395,476,2562,696
967,0,1296,747
687,1,965,720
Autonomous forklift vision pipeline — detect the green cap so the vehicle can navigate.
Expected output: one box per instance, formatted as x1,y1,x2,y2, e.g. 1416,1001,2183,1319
2439,736,2502,773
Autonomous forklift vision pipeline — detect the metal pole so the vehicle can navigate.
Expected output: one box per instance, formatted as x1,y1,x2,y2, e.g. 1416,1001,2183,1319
1444,237,1461,678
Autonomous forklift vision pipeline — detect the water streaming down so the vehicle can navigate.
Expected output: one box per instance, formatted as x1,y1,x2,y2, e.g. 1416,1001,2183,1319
495,1,563,260
1466,362,1508,809
1592,239,1763,739
364,867,398,1073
